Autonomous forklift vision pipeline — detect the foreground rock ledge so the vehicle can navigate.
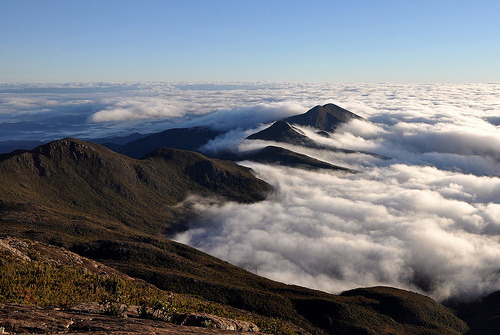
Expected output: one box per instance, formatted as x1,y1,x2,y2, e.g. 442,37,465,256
0,303,261,334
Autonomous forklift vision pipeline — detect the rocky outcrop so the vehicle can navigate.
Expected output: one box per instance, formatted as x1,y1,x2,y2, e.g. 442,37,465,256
171,313,259,332
0,303,261,334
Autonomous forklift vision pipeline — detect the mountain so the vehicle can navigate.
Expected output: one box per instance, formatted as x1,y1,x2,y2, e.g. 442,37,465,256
103,126,224,159
244,117,385,161
0,138,271,240
245,120,362,153
0,139,45,155
0,138,481,334
90,132,146,145
244,104,376,155
445,291,500,335
216,146,356,172
283,103,363,131
94,104,368,169
246,120,318,147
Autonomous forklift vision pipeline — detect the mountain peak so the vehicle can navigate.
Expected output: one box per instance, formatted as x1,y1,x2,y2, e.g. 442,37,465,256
284,103,363,131
246,120,306,143
31,137,108,157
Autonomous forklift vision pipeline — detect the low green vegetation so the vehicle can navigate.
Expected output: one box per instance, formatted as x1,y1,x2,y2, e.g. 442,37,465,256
0,249,297,334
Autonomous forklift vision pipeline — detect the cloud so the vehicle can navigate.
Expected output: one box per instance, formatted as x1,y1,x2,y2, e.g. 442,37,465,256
170,82,500,301
185,102,306,131
90,97,187,122
0,96,61,114
175,163,500,300
2,81,500,302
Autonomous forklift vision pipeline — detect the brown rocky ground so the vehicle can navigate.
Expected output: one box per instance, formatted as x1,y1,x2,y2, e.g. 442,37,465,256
0,303,261,334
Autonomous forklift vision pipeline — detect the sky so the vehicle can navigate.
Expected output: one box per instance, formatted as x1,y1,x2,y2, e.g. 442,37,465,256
1,0,499,83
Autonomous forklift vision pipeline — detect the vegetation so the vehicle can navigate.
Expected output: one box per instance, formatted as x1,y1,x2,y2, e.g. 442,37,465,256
0,244,297,334
0,139,477,334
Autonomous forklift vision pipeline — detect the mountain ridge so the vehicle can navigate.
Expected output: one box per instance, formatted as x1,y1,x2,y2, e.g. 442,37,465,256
103,126,224,159
0,138,479,334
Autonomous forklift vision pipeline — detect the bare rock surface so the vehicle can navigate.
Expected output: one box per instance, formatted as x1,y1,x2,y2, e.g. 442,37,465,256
171,313,259,332
0,303,261,334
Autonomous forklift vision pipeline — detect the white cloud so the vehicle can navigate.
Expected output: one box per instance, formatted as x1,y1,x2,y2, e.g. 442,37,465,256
175,164,500,300
185,102,306,131
90,97,187,122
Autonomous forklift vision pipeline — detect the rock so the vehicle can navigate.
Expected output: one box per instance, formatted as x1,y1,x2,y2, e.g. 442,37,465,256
0,303,262,334
171,313,259,332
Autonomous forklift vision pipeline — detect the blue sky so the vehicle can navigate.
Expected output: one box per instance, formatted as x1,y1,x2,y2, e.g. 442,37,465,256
1,0,499,83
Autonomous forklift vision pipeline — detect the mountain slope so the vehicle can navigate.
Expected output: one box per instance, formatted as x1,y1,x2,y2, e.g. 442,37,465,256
0,138,271,240
445,291,500,335
104,126,224,159
216,146,355,172
246,121,317,147
0,236,287,334
284,103,363,131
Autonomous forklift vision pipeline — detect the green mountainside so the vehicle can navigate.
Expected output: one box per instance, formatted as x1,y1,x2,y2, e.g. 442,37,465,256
0,139,492,334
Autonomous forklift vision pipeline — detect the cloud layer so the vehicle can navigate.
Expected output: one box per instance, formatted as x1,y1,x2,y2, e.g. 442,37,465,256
1,82,499,301
175,163,500,301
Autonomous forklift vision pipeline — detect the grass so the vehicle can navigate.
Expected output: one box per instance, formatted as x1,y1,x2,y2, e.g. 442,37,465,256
0,247,298,335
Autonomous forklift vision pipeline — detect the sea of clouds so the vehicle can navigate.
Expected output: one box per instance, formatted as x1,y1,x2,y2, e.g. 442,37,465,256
1,82,499,301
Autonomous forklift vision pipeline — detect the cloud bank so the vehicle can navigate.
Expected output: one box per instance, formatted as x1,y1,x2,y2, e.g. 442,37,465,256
1,82,499,301
175,163,500,301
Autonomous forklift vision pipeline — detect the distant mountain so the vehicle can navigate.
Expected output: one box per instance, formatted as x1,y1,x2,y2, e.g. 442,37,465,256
284,103,363,131
245,104,363,147
97,104,362,160
445,290,500,335
103,126,224,159
90,132,146,145
0,140,45,155
316,130,331,137
243,104,388,162
246,120,319,147
245,120,360,153
217,146,356,172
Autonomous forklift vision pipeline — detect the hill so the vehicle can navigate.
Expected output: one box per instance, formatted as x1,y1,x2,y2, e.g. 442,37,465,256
216,146,355,172
104,126,224,159
246,121,318,147
283,103,363,131
0,139,476,334
0,137,270,237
